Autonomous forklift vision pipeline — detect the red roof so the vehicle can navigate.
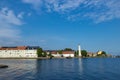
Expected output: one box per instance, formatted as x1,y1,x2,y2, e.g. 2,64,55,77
62,51,74,54
0,46,27,50
51,51,57,54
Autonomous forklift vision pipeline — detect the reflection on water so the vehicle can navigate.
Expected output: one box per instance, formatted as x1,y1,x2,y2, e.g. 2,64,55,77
0,58,120,80
78,58,83,74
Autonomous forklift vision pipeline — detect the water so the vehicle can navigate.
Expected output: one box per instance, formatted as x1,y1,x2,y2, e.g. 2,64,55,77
0,58,120,80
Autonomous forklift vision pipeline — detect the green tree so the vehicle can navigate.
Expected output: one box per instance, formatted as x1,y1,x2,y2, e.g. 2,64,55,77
42,52,47,57
48,53,54,59
81,50,87,57
64,48,72,51
74,50,79,57
37,48,43,57
58,50,62,54
48,53,52,57
102,51,107,55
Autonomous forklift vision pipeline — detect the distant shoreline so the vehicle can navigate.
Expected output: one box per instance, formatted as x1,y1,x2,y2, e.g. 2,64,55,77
0,57,68,59
0,57,49,59
0,57,116,59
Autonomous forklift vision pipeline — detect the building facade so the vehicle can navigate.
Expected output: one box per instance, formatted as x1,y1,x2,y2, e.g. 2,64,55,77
62,51,75,57
45,50,75,57
0,46,39,58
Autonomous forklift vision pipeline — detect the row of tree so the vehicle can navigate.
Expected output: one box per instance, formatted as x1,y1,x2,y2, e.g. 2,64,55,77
37,48,47,57
37,48,73,57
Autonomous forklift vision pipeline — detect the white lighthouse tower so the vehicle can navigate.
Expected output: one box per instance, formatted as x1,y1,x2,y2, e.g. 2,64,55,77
78,45,81,57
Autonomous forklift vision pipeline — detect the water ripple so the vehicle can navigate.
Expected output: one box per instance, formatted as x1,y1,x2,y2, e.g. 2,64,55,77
0,58,120,80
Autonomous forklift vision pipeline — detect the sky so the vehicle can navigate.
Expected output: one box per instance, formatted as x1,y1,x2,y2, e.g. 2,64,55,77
0,0,120,55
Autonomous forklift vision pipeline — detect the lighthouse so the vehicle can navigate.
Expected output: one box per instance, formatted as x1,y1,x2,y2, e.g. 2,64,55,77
78,45,81,57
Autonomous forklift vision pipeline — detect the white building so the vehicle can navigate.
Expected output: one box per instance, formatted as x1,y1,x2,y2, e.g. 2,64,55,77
62,51,75,57
51,52,61,57
45,50,75,57
0,46,39,58
45,50,61,57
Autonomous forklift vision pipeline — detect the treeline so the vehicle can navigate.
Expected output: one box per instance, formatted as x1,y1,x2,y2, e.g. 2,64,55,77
37,48,74,57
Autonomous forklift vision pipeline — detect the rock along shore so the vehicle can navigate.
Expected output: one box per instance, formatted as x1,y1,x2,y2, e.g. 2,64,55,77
0,64,8,68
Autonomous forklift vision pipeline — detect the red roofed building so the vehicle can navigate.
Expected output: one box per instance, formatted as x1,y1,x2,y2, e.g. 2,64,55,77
0,46,27,50
0,46,39,58
45,50,75,57
62,51,75,57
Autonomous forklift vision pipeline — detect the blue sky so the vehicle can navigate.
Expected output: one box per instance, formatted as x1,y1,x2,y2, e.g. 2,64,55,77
0,0,120,55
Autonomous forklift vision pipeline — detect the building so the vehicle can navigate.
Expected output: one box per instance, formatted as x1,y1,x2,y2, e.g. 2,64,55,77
62,51,75,57
44,50,61,57
97,51,103,55
45,50,75,57
0,46,39,58
50,51,61,57
87,52,93,57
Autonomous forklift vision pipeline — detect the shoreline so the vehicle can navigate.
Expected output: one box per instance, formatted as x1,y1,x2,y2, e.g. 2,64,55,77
0,57,68,59
0,57,50,59
0,57,115,59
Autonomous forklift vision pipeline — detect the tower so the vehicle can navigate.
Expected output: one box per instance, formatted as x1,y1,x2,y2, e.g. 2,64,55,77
78,45,81,57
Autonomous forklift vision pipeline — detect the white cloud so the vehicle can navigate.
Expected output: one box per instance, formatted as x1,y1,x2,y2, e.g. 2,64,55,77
22,0,42,9
86,0,119,22
0,8,23,25
45,0,84,12
49,0,120,23
0,8,23,46
22,0,120,22
17,12,24,19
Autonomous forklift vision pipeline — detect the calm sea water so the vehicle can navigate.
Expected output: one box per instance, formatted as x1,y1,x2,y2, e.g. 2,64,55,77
0,58,120,80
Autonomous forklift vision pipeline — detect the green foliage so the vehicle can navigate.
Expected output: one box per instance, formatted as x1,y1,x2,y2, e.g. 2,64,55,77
37,48,43,57
74,50,79,57
42,52,47,57
102,51,107,55
64,48,72,51
48,53,52,57
48,53,54,59
58,50,62,54
81,50,87,57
